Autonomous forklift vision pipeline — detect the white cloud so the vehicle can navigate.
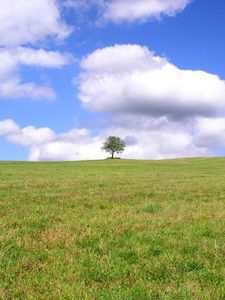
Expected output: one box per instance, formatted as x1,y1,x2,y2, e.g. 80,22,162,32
58,128,91,142
103,0,192,23
0,118,212,161
101,116,209,159
65,0,191,23
0,79,56,100
7,126,55,146
0,119,104,161
79,44,225,118
0,119,20,135
0,0,192,101
0,0,71,47
16,47,71,68
30,128,106,161
29,139,104,161
0,47,70,100
194,117,225,148
0,120,55,146
0,0,72,100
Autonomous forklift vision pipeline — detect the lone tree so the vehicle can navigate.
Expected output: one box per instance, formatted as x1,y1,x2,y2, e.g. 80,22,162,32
102,136,126,159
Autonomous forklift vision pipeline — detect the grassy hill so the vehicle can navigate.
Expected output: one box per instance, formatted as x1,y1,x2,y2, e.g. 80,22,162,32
0,158,224,299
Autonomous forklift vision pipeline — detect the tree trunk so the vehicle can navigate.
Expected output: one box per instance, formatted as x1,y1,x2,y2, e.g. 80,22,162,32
111,151,114,159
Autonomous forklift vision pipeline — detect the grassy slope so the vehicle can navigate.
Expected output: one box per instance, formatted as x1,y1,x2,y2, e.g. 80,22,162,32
0,158,224,299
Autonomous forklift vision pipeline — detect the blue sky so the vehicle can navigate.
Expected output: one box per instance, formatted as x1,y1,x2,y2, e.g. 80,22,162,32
1,0,225,161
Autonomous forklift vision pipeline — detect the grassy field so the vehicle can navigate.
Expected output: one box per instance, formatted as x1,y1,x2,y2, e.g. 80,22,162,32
0,158,224,299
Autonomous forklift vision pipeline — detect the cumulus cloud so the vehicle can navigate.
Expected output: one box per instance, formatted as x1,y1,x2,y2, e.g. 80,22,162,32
65,0,191,23
102,0,192,23
0,119,104,161
78,44,225,118
0,119,20,136
0,0,191,101
101,116,210,159
194,117,225,148
0,47,70,99
0,79,56,100
0,0,71,47
0,118,214,161
29,139,103,161
0,0,72,100
0,120,55,146
15,47,71,68
7,126,55,147
28,127,105,161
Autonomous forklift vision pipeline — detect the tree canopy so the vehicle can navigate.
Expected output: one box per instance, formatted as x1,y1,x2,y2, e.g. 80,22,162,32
102,136,126,159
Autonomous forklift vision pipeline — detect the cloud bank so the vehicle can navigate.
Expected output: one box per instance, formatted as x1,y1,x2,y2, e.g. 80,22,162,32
0,117,218,161
0,119,103,161
79,44,225,119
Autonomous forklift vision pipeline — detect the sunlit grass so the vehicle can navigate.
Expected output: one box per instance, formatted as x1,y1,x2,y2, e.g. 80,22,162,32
0,158,224,299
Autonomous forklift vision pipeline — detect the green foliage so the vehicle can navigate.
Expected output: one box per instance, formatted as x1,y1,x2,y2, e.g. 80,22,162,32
0,158,225,299
102,136,126,158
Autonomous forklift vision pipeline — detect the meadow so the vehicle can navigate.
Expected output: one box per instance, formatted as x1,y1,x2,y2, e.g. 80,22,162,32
0,158,224,299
